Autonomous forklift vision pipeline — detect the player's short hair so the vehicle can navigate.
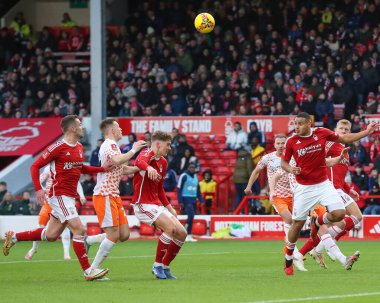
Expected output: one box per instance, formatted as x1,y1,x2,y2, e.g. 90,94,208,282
152,131,172,142
61,115,79,133
336,119,352,128
99,118,116,134
274,133,287,140
296,112,311,122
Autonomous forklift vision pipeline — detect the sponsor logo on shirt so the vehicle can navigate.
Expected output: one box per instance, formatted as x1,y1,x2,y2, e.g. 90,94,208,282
297,144,322,157
63,162,83,170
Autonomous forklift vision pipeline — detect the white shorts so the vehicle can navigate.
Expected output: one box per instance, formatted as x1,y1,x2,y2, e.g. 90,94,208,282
133,203,173,226
292,180,345,221
336,189,355,207
49,195,78,223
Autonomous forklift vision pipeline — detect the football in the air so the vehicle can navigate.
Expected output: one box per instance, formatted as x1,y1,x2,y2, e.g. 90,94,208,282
194,13,215,34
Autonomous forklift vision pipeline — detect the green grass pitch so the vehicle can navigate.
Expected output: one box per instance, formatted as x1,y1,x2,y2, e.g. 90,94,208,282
0,240,379,303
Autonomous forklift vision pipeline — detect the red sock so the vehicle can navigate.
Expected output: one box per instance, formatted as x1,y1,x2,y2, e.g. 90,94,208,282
299,238,315,256
155,233,171,263
72,236,90,271
343,216,355,231
335,230,347,241
162,239,183,266
16,228,44,241
317,214,325,226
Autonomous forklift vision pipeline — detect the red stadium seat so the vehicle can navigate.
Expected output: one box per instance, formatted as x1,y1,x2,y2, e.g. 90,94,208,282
192,220,207,235
203,151,220,159
208,159,225,166
197,136,212,144
213,135,226,144
87,223,101,236
139,223,155,236
186,136,196,144
220,150,237,159
214,166,233,175
80,207,95,215
200,143,217,152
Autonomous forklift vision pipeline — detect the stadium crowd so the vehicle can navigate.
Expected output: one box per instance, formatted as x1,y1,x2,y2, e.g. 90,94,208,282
1,1,380,214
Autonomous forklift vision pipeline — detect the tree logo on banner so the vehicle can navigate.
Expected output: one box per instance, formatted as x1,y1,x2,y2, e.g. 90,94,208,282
0,125,40,152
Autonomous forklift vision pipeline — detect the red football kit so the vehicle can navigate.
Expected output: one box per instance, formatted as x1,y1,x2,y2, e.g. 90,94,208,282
30,139,104,198
325,141,352,193
282,128,339,185
132,148,169,206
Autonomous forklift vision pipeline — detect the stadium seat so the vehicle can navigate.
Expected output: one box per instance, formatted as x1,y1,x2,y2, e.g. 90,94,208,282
186,136,196,144
208,159,225,166
203,151,220,159
87,223,102,236
214,166,233,175
79,207,95,215
192,220,207,235
220,150,237,159
139,223,155,236
197,135,212,144
200,143,217,152
213,135,226,144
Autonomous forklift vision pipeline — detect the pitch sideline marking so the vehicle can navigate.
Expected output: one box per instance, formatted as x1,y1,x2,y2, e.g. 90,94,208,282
0,251,231,265
245,292,380,303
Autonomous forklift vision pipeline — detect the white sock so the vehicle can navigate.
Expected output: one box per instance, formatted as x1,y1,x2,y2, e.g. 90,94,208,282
327,225,343,238
90,238,115,270
31,241,40,252
86,233,107,246
61,228,71,257
321,234,346,265
315,240,324,254
154,262,163,267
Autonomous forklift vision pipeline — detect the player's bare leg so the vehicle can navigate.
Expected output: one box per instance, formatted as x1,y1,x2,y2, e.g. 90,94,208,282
66,217,109,281
154,213,187,279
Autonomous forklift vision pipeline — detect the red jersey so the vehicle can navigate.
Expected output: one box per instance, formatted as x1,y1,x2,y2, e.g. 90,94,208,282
325,141,351,193
133,148,169,206
30,139,104,198
282,128,339,185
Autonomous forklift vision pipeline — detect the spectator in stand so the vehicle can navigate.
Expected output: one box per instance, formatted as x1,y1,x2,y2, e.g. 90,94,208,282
247,122,266,147
315,93,334,128
363,184,380,215
9,12,31,39
250,137,265,167
176,148,200,175
164,164,177,192
13,192,32,215
0,192,15,215
177,163,204,242
233,150,253,210
119,178,133,196
171,128,180,151
199,169,217,215
226,122,247,151
68,26,84,51
0,181,7,202
349,140,370,165
89,139,104,167
175,134,194,159
81,174,96,197
352,164,369,192
121,133,137,154
368,168,380,189
61,12,77,28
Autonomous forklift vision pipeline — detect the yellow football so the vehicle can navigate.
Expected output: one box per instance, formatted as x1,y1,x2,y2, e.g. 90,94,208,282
194,13,215,34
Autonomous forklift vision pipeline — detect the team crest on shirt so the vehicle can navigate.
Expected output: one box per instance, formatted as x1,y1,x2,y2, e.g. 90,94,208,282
111,144,118,151
79,151,82,158
159,164,163,173
313,134,318,141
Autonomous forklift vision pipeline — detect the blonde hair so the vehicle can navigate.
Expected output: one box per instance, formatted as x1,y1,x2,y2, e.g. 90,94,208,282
274,133,287,140
337,119,352,128
152,131,172,142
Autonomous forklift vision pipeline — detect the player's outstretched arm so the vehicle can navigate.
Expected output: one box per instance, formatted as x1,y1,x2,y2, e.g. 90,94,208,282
122,165,139,175
337,121,379,144
325,147,350,167
244,165,263,195
112,140,147,165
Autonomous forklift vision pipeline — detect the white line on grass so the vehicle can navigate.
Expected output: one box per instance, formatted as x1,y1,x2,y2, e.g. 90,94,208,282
245,292,380,303
0,251,231,265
